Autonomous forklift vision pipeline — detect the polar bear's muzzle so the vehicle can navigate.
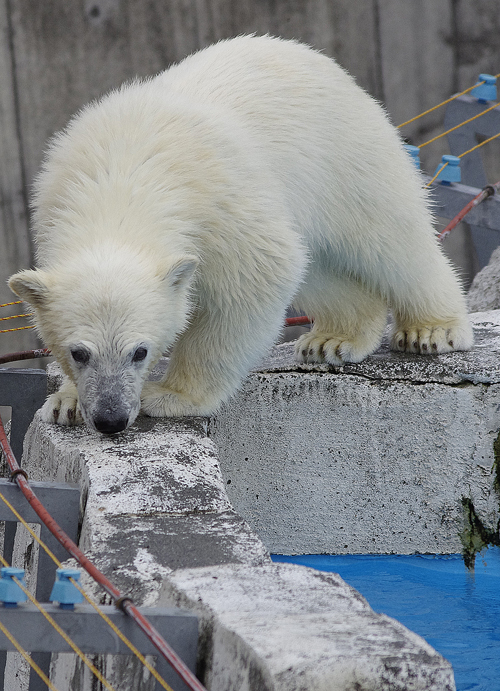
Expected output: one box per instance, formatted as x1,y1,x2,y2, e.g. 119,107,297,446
93,409,131,434
77,368,143,435
88,388,141,434
88,391,139,434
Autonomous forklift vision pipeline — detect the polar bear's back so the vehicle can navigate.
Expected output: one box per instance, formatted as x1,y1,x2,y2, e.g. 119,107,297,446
156,35,386,177
155,36,430,257
34,35,433,290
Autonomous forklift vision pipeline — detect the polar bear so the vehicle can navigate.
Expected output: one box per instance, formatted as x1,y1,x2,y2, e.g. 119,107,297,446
9,35,473,434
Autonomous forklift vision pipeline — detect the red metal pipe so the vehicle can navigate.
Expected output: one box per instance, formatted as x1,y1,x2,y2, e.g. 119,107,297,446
285,315,311,326
0,348,51,365
438,181,499,241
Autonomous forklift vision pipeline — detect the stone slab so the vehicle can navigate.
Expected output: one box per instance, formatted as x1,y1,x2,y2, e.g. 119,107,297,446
23,413,228,514
211,311,500,555
78,512,269,605
468,247,500,312
159,562,455,691
21,412,269,605
258,311,500,385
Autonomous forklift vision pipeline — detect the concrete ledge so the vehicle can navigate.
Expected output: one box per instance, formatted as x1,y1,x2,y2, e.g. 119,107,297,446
211,311,500,556
160,562,455,691
22,413,268,607
17,361,461,689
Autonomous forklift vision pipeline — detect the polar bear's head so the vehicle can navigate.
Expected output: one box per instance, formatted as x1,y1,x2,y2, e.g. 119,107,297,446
9,249,198,433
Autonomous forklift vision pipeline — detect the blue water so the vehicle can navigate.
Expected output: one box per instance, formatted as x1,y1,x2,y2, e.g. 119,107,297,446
271,548,500,691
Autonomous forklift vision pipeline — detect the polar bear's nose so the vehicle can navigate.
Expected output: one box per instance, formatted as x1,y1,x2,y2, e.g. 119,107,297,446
93,413,129,434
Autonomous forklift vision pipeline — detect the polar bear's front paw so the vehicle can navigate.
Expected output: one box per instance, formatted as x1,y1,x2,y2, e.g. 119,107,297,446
141,382,209,418
41,391,83,426
295,331,371,365
391,321,473,355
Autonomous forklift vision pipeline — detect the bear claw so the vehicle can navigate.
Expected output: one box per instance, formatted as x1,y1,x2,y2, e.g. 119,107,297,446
391,323,470,355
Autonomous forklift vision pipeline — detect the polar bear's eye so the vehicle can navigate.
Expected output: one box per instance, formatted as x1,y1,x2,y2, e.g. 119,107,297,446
70,348,90,365
132,347,148,363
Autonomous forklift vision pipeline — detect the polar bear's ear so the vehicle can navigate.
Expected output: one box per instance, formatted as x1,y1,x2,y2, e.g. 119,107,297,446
163,256,199,291
8,270,52,307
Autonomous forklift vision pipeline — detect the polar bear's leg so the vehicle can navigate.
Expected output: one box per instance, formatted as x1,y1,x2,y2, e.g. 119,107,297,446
294,274,388,365
141,210,306,416
390,301,473,355
382,236,473,355
141,305,287,416
41,376,83,426
390,320,472,355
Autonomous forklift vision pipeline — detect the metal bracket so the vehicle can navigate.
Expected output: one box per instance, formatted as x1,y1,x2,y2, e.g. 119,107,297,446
443,95,500,267
0,479,80,601
0,368,47,461
0,477,81,691
0,477,199,691
0,603,198,691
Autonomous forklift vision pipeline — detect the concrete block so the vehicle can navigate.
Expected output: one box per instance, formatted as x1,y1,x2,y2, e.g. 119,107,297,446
22,411,269,604
210,311,500,556
18,411,268,690
468,246,500,311
159,562,455,691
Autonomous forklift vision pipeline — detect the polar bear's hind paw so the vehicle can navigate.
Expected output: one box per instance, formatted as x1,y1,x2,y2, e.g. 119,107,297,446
391,321,473,355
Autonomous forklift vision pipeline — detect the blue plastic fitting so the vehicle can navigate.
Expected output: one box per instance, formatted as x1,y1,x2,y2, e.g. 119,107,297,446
50,568,84,610
403,145,421,170
0,567,28,608
470,74,497,103
433,155,461,185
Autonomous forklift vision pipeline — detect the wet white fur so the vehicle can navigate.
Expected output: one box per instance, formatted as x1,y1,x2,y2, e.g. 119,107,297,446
9,35,472,430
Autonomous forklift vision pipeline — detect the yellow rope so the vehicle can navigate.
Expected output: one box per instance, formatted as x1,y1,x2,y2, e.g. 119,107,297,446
0,618,61,691
0,302,33,333
0,325,35,334
0,490,60,564
0,489,175,691
426,161,449,187
398,73,500,128
0,311,34,333
0,553,117,691
419,100,499,149
0,313,33,322
457,129,500,159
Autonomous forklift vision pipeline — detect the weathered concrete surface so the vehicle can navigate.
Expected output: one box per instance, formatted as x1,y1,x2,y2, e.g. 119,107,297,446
211,311,500,556
160,562,455,691
22,412,268,606
468,246,500,312
18,379,458,690
19,411,269,691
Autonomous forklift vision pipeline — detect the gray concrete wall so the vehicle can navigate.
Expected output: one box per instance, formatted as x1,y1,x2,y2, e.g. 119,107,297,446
211,311,500,558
